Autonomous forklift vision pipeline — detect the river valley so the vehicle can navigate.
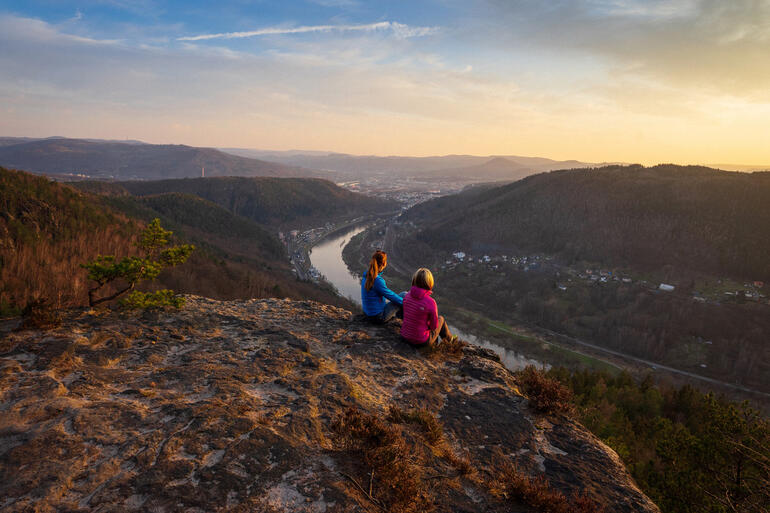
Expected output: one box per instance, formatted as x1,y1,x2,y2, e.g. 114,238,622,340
307,225,548,372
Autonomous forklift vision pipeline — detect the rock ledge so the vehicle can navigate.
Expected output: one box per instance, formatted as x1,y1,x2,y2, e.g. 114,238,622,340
0,297,659,512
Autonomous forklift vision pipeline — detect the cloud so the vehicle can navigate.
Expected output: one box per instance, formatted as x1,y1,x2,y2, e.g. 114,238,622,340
177,21,437,41
2,10,770,163
309,0,360,7
477,0,770,99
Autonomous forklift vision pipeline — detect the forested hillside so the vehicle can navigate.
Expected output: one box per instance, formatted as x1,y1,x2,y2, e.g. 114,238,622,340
402,165,770,281
0,168,140,313
106,176,397,228
370,164,770,392
0,138,310,180
0,168,351,314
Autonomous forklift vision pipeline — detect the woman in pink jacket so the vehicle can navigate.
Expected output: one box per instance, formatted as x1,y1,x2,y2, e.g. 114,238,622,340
400,268,458,347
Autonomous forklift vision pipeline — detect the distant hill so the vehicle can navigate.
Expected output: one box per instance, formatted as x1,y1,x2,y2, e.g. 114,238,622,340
101,176,398,228
399,164,770,281
0,168,352,313
429,157,533,182
0,138,313,180
222,149,612,183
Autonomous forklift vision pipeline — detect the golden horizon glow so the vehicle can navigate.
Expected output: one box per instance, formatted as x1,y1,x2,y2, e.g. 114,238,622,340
2,1,770,168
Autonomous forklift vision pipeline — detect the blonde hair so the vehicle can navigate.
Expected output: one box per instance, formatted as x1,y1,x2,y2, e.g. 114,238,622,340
365,251,387,291
411,268,434,290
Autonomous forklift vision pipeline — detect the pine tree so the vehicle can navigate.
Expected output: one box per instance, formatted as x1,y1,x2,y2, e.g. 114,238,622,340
82,218,194,307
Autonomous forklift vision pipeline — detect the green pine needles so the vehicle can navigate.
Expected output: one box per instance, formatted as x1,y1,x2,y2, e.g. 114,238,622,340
82,218,194,308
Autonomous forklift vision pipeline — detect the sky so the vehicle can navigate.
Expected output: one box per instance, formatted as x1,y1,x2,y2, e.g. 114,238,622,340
1,0,769,165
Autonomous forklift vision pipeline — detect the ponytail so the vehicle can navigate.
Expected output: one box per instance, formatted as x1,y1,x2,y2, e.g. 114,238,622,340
365,251,387,291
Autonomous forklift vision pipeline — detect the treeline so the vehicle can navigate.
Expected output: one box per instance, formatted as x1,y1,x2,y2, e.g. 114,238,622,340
548,367,769,513
402,165,770,282
75,175,397,229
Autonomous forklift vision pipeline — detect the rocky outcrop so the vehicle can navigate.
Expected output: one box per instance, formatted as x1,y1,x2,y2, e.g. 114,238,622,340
0,297,659,512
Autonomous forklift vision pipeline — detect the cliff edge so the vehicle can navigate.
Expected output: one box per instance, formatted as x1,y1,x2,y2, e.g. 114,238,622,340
0,297,659,512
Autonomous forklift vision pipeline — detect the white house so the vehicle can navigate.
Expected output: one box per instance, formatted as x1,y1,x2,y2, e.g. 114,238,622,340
659,283,675,292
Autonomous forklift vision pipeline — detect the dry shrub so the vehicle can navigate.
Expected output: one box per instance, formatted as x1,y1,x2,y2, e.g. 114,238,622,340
516,365,574,415
387,405,475,477
387,406,444,444
442,447,474,476
495,453,604,513
425,336,467,361
438,335,467,356
332,408,433,513
18,298,62,330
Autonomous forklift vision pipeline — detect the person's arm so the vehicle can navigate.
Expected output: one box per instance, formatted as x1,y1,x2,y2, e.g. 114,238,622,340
373,276,404,305
427,298,438,331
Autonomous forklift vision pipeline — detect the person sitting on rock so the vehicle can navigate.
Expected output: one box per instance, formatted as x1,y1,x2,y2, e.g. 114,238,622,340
361,250,404,323
400,267,458,348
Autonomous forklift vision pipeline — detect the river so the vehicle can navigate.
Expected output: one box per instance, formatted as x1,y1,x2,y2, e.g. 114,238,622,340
308,225,547,372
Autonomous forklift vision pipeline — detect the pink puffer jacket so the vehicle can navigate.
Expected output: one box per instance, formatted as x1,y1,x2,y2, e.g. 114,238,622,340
400,286,439,343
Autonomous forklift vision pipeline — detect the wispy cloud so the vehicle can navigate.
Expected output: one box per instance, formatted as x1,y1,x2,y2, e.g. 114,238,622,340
177,21,437,41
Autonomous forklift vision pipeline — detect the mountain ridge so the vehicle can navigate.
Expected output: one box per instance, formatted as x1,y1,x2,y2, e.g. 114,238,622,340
0,139,313,180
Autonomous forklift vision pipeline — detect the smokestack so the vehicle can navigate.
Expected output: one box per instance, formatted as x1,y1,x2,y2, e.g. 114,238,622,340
202,166,205,178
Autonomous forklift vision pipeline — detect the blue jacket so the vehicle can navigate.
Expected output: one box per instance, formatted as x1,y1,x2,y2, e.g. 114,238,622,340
361,272,403,316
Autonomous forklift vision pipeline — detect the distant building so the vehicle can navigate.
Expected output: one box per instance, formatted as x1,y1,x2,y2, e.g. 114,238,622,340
754,281,765,288
659,283,675,292
453,251,466,260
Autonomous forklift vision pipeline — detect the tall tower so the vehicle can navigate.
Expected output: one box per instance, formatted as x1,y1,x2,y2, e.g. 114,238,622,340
202,166,205,178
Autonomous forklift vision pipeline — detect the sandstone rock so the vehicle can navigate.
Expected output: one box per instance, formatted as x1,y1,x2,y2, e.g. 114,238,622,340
0,296,660,512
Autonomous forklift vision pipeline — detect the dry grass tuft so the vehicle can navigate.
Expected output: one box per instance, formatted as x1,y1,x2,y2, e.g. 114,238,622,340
493,451,604,513
442,447,474,476
332,408,433,513
516,365,574,415
425,336,467,361
387,406,444,445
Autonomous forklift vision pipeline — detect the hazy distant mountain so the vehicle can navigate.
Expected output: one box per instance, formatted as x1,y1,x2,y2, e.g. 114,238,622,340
427,156,533,182
0,138,314,180
0,137,42,147
220,148,612,182
709,163,770,172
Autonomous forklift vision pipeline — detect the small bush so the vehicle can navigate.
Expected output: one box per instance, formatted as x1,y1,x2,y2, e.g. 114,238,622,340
82,218,193,307
426,335,467,360
517,365,574,415
387,406,444,444
332,408,433,513
19,298,62,330
495,453,604,513
121,290,186,309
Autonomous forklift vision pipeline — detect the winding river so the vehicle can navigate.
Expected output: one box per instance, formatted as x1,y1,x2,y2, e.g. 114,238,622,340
308,225,546,372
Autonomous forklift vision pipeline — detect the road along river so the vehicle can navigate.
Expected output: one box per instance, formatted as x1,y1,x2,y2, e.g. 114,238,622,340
307,225,546,372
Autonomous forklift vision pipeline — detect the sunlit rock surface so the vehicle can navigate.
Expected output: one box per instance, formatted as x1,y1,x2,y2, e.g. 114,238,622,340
0,297,659,512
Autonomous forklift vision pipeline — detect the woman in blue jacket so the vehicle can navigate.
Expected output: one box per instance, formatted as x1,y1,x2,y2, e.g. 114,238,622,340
361,250,404,323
